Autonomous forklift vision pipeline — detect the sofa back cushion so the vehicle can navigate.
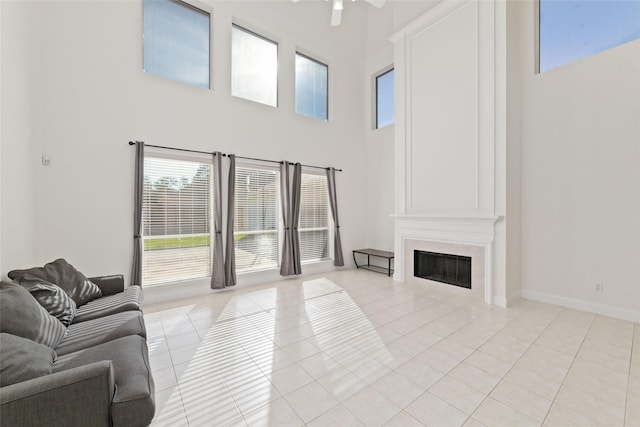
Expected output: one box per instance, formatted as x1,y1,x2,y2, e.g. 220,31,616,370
17,274,78,326
0,333,56,386
0,281,67,348
8,258,102,307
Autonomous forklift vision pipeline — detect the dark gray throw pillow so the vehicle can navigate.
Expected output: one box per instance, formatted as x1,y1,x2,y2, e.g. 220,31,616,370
0,333,56,386
0,281,67,349
18,273,77,326
9,258,102,307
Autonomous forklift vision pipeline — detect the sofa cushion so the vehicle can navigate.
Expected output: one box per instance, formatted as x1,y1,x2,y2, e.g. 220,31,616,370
55,310,146,356
54,335,155,427
0,333,56,386
17,273,77,326
73,285,142,324
9,258,102,307
0,281,67,349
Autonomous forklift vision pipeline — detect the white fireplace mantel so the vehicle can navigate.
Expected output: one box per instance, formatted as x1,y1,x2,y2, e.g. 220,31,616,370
393,215,502,304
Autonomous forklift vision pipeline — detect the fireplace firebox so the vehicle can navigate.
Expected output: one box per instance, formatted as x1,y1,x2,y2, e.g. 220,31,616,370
414,250,471,289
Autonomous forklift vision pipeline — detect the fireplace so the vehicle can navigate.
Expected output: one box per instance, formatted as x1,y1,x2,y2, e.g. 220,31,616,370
414,250,472,289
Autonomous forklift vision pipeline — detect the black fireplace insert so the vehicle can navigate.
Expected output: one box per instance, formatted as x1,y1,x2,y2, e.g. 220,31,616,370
414,250,471,289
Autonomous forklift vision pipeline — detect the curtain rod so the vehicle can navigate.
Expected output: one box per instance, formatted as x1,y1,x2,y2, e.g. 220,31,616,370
128,141,342,172
128,141,223,157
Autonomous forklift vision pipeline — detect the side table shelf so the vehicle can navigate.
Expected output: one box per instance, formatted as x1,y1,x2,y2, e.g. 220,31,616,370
352,248,394,276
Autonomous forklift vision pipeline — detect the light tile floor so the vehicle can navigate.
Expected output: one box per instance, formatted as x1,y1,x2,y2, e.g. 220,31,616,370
144,270,640,427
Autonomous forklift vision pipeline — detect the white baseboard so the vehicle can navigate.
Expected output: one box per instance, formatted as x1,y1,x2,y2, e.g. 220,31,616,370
521,289,640,323
492,296,507,308
492,291,521,308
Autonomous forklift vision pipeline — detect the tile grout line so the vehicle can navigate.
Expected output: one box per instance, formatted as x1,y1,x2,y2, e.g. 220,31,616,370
624,322,637,427
539,312,596,426
462,305,565,426
148,274,635,427
382,299,541,424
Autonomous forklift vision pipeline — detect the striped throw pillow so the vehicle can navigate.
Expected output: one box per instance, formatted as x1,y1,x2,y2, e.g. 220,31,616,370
18,274,77,326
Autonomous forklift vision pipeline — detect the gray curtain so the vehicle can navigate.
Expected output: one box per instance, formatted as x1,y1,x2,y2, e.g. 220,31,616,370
132,141,144,286
279,161,295,276
291,163,302,274
211,152,226,289
224,154,237,287
327,167,344,266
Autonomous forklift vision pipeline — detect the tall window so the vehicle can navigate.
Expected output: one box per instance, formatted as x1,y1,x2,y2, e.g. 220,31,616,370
231,25,278,107
538,0,640,73
234,166,280,272
295,53,328,121
299,173,330,262
375,68,394,129
142,155,212,286
143,0,211,89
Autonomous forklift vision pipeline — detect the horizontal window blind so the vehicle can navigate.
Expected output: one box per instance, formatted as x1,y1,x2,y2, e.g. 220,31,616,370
231,25,278,107
295,53,328,121
143,156,212,286
234,166,279,272
299,173,330,262
143,0,211,89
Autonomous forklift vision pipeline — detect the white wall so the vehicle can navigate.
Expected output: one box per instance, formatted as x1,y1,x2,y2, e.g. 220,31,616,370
504,0,522,303
1,0,371,285
1,1,41,278
364,6,394,252
362,1,440,253
515,1,640,321
0,0,3,278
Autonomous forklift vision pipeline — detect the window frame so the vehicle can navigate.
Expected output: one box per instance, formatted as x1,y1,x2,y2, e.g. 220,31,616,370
233,162,282,274
232,162,334,273
534,0,541,74
374,66,395,129
142,0,213,89
141,150,215,287
231,23,279,107
298,170,333,264
295,51,329,121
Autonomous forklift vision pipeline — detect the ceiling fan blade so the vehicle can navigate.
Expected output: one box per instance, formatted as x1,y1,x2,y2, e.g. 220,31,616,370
331,8,342,26
365,0,385,8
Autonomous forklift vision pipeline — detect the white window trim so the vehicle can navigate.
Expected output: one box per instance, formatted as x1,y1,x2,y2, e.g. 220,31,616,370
234,161,282,274
142,150,215,287
299,169,333,264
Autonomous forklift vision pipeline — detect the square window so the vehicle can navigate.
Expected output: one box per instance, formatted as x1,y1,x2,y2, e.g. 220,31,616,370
295,53,328,121
231,25,278,107
143,0,211,89
376,68,394,129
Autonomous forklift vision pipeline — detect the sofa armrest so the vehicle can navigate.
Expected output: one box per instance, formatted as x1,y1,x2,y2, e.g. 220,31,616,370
0,361,115,427
89,274,125,296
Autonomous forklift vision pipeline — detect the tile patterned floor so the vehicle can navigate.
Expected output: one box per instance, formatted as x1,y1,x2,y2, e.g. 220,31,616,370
144,270,640,426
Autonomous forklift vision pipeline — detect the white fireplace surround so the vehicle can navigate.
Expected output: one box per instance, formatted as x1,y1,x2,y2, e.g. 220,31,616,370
393,215,500,305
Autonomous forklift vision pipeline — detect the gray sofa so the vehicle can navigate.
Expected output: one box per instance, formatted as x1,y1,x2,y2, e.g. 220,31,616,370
0,272,155,427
